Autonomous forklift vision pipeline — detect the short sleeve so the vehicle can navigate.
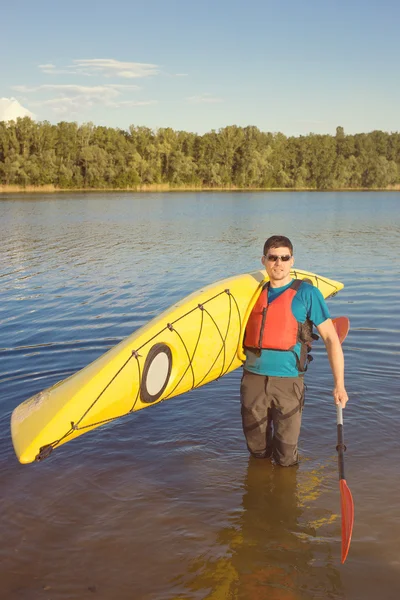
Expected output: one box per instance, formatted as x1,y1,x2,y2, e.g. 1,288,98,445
307,286,331,326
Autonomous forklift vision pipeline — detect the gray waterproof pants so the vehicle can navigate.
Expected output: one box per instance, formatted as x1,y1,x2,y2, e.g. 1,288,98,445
240,370,305,466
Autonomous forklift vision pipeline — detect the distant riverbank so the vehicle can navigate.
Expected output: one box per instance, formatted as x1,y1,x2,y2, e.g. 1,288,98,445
1,184,400,194
2,120,400,192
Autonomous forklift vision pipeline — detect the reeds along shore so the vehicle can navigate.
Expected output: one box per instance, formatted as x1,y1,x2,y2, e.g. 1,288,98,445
1,184,400,194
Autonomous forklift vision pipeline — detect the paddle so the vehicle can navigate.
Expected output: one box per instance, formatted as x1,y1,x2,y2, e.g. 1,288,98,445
332,316,354,563
336,403,354,563
332,316,350,344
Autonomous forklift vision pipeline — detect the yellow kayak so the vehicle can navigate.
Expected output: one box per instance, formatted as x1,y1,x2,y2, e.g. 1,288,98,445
11,269,343,464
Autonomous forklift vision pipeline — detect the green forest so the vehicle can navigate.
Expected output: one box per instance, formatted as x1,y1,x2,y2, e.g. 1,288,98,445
1,117,400,190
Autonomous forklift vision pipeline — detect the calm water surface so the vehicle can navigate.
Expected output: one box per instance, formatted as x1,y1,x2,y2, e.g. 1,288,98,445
1,191,399,600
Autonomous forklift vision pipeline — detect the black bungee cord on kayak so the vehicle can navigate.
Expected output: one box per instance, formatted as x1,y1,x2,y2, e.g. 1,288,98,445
34,272,340,461
35,288,242,461
292,269,339,297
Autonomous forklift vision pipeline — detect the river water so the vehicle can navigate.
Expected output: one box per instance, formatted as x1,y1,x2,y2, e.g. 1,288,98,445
0,191,399,600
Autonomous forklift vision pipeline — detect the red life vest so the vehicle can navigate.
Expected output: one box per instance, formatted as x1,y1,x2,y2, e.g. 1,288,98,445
244,279,312,352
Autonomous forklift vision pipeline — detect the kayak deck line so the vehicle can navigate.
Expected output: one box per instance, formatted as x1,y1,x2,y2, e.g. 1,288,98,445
35,288,242,461
11,269,344,464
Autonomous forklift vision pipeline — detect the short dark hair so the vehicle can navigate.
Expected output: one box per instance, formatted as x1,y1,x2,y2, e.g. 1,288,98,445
263,235,293,256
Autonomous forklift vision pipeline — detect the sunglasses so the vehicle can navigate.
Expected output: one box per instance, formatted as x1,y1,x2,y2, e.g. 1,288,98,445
265,254,292,262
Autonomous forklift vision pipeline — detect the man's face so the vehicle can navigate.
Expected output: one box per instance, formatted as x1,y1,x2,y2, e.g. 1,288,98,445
261,246,294,284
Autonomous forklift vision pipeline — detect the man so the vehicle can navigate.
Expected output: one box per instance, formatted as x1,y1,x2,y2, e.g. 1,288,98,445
241,235,348,467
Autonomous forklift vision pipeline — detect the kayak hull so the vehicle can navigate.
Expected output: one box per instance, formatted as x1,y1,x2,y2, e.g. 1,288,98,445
11,269,343,464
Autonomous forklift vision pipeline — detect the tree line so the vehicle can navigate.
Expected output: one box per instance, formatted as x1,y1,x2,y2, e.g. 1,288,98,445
1,118,399,190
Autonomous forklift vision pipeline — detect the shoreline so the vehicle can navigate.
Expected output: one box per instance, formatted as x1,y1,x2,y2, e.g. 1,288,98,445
1,184,400,194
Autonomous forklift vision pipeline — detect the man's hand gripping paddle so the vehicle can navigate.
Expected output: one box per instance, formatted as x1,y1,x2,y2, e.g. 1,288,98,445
332,316,354,564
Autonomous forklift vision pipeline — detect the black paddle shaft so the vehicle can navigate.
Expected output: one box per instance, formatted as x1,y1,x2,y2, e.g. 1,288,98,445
336,422,347,481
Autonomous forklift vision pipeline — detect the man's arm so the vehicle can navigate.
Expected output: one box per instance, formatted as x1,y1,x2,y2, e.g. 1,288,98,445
316,318,349,407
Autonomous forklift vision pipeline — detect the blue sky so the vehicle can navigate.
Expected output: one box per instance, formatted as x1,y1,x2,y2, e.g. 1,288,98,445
1,0,399,136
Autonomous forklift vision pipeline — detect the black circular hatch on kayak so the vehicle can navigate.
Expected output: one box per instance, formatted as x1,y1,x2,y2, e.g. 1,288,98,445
140,343,173,403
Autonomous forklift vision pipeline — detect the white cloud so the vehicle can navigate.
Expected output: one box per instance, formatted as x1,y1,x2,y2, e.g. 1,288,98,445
12,84,156,116
38,63,83,75
0,97,34,121
13,84,140,96
186,93,223,104
11,58,163,119
106,84,141,90
110,100,158,107
38,97,93,115
72,59,159,79
38,58,159,79
34,97,157,115
164,72,188,78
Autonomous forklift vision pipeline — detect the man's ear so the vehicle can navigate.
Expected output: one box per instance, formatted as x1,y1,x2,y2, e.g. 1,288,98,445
261,255,266,266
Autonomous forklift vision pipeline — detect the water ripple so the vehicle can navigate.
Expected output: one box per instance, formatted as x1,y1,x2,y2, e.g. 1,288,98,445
1,191,400,600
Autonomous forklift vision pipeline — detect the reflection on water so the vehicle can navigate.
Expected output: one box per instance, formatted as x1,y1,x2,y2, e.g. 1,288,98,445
1,191,400,599
180,460,343,600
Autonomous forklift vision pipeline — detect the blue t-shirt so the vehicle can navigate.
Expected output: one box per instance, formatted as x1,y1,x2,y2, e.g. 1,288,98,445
244,280,330,377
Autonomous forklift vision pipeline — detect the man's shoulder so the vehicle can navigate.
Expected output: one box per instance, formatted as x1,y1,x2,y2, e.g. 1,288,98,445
297,280,327,305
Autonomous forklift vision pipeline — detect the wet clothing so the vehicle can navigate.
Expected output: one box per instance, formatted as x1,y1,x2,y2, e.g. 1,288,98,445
241,371,304,466
240,279,330,466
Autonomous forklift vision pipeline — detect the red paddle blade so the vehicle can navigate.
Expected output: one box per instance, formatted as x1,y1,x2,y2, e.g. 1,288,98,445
332,317,350,344
340,479,354,563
